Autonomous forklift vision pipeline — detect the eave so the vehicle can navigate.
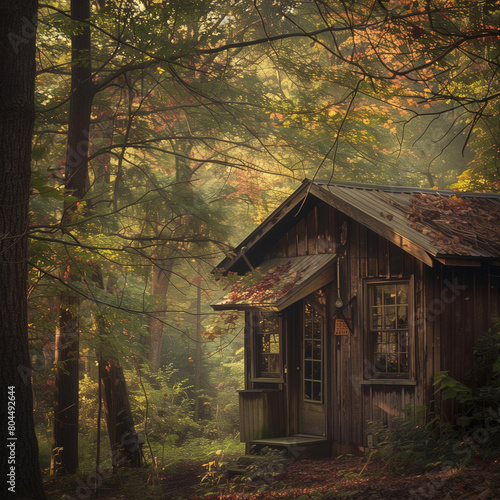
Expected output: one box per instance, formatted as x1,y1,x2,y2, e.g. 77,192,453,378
212,254,337,312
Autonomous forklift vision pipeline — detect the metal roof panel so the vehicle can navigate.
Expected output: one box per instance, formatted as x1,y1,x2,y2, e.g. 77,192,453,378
318,182,500,258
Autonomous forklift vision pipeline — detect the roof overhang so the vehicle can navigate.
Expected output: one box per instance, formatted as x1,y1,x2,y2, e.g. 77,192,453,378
307,182,435,267
216,181,314,272
212,253,336,312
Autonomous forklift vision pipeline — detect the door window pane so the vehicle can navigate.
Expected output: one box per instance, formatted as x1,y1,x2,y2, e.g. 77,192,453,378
303,298,324,402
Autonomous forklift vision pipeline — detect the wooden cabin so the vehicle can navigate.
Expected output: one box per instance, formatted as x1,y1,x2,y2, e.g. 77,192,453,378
212,179,500,457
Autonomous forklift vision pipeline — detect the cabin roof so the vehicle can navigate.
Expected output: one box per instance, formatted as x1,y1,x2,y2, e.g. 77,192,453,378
314,181,500,265
212,254,336,311
217,179,500,273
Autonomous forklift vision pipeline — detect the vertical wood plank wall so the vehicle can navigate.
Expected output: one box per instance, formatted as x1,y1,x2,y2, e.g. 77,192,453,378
248,198,500,449
335,211,500,447
238,390,286,444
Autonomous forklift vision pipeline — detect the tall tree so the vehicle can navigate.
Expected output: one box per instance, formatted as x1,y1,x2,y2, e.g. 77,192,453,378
0,0,46,498
51,0,92,475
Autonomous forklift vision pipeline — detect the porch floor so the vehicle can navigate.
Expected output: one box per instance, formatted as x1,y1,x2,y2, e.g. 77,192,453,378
228,436,330,477
250,434,330,461
251,435,328,447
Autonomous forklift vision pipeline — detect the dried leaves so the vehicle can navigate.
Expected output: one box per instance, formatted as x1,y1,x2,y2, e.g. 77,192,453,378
408,193,500,256
224,262,303,306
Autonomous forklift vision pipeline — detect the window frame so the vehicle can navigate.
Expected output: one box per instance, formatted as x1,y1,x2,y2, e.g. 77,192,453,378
250,311,284,383
302,295,325,404
364,277,415,381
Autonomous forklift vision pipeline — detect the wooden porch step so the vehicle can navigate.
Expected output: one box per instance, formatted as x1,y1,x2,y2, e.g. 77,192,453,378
250,435,330,461
227,436,330,477
226,453,291,478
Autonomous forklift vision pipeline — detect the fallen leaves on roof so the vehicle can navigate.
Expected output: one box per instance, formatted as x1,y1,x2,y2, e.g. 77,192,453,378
222,261,303,306
408,193,500,256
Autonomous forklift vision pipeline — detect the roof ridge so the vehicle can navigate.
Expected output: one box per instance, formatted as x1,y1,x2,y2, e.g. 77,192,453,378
308,179,500,198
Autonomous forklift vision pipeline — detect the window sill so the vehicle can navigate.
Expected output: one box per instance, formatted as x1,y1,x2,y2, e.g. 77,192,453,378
238,388,283,393
249,378,284,384
359,379,417,386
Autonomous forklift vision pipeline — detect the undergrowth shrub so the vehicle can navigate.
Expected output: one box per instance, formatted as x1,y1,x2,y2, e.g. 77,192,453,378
371,323,500,473
367,405,455,473
127,365,201,446
434,321,500,461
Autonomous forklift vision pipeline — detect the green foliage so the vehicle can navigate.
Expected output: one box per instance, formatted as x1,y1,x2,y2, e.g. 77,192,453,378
433,323,500,459
433,371,473,404
367,405,455,473
196,445,287,497
198,448,232,495
128,365,201,445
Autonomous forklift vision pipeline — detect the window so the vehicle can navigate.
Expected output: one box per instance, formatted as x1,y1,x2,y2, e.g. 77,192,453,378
303,299,324,402
368,282,410,378
255,312,280,378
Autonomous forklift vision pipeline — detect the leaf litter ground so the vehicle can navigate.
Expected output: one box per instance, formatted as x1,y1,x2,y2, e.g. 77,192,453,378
45,454,500,499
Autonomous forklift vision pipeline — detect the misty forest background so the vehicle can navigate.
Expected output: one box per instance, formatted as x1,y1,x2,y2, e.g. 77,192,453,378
1,0,500,498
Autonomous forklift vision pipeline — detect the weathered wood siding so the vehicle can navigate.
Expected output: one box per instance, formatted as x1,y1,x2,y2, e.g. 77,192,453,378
331,210,500,448
264,203,337,259
238,390,286,444
242,197,500,451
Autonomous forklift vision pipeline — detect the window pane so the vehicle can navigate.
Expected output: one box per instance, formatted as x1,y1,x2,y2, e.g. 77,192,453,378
371,306,383,329
269,334,280,354
384,286,396,305
313,317,321,339
397,306,408,328
400,354,409,373
305,340,312,359
304,360,312,380
397,285,408,304
260,355,269,374
384,306,396,328
305,304,313,338
256,313,280,377
387,354,398,372
313,340,321,360
375,353,387,372
269,354,279,374
312,382,321,401
399,331,408,352
312,361,321,380
304,381,312,400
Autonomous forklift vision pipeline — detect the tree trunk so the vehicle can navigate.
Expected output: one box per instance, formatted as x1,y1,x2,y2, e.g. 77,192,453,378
194,282,202,421
101,360,142,469
0,0,46,497
51,300,80,475
146,259,173,371
51,0,93,475
93,273,142,470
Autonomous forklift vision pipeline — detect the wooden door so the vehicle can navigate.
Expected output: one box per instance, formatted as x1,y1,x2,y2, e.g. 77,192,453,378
298,295,326,436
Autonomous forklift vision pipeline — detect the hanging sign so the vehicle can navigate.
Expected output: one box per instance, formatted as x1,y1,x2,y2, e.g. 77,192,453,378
334,318,351,336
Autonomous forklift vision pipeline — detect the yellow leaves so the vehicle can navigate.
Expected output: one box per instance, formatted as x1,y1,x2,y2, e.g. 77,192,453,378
383,119,394,129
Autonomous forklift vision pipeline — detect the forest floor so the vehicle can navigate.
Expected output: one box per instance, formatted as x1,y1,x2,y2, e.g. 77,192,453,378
44,454,500,499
